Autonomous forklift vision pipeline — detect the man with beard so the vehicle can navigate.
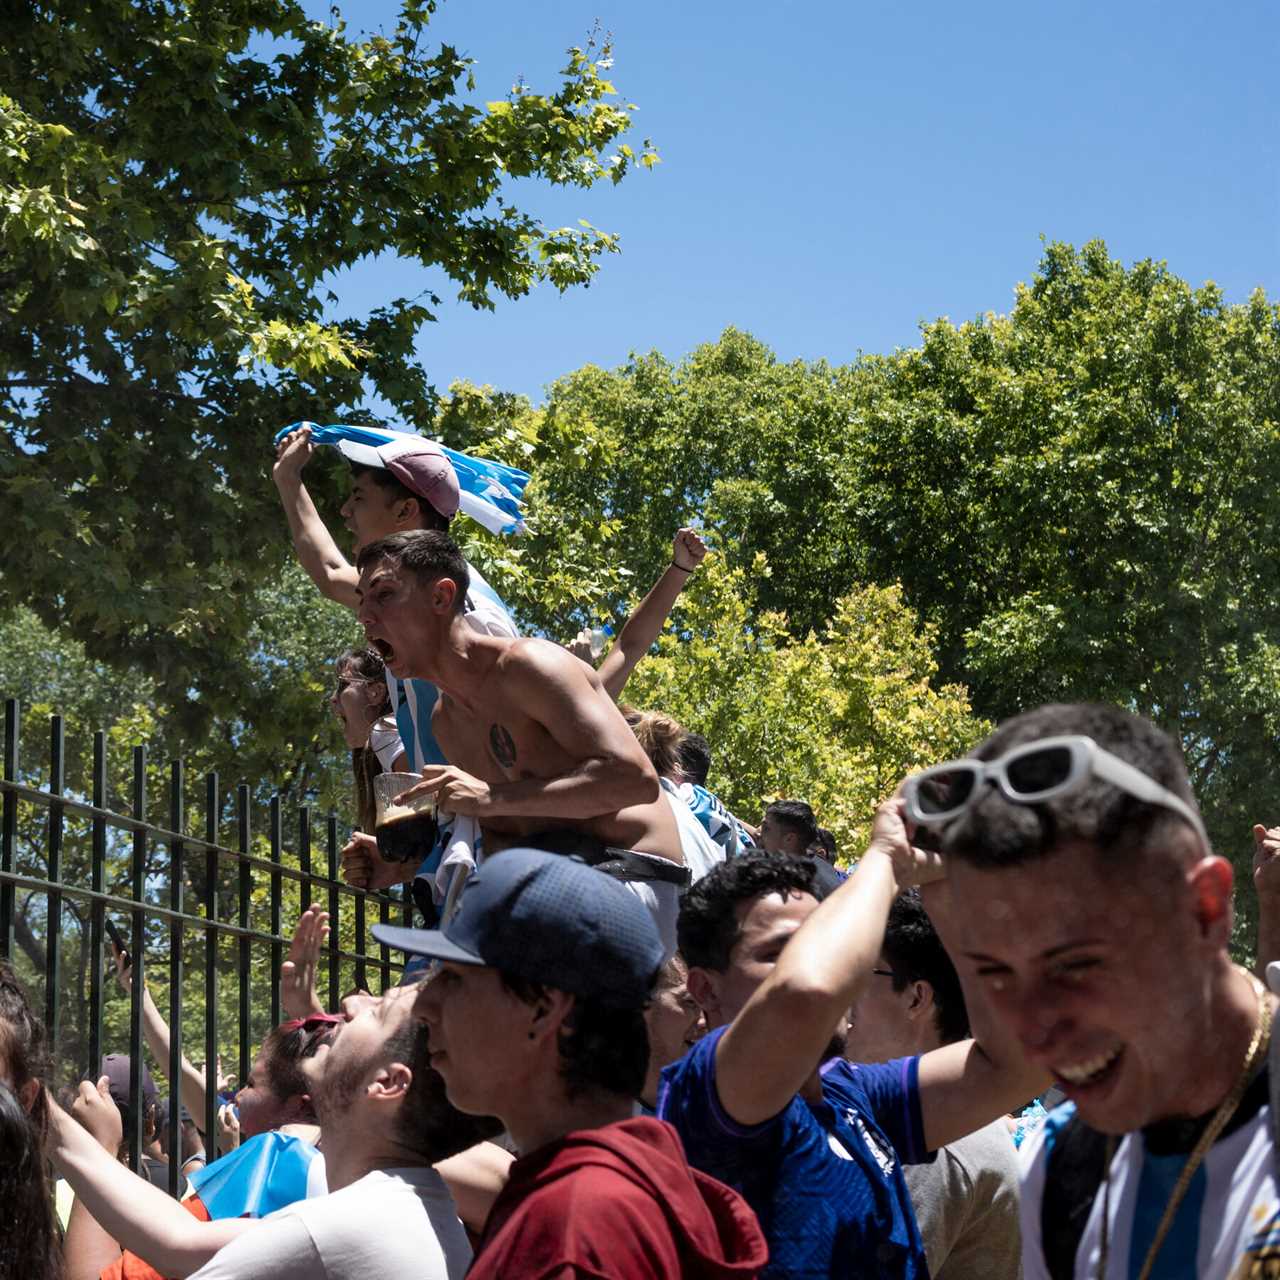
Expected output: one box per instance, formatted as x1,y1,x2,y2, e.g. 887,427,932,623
910,703,1279,1280
49,985,501,1279
354,530,688,948
661,834,1047,1279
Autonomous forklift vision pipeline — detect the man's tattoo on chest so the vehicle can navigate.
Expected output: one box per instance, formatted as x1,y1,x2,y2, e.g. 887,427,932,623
489,724,517,769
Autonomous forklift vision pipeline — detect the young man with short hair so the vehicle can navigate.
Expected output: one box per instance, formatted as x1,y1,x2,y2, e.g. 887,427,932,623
758,799,819,856
356,530,688,945
662,835,1047,1279
844,890,1022,1280
380,847,768,1279
915,702,1278,1280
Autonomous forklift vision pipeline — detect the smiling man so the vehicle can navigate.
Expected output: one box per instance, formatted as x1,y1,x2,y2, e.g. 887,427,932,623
354,529,687,947
911,703,1279,1280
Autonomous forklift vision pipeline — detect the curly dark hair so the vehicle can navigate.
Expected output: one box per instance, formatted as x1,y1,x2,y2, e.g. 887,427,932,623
678,852,829,972
941,703,1200,875
0,963,61,1279
500,974,650,1102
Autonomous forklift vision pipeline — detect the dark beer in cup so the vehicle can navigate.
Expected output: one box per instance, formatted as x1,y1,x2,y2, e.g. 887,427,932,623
375,804,438,863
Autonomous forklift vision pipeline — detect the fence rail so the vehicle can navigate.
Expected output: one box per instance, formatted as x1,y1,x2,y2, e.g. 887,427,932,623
0,698,410,1193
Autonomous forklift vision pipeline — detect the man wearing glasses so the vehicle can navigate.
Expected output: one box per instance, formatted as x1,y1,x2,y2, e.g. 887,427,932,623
906,703,1278,1280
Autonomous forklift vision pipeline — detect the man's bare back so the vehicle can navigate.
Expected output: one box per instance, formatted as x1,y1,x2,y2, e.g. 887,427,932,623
427,635,683,860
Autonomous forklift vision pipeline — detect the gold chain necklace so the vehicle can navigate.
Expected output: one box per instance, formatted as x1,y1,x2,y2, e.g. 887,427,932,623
1096,968,1271,1280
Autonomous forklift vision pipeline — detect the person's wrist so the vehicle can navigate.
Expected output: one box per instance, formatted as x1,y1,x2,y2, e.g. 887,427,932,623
670,560,694,574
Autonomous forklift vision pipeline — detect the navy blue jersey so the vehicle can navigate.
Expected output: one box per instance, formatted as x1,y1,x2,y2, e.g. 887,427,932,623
658,1026,931,1279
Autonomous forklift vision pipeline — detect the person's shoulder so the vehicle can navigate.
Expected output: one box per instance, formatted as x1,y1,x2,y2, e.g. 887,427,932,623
498,636,588,683
823,1054,916,1104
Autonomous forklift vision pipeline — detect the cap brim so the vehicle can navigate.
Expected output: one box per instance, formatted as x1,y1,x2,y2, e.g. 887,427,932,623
334,438,387,469
371,923,485,966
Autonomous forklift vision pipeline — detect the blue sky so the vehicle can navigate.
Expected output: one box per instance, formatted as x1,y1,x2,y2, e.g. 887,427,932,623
311,0,1279,407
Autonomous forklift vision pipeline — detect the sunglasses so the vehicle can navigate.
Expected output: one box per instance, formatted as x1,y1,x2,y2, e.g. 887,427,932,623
902,735,1208,851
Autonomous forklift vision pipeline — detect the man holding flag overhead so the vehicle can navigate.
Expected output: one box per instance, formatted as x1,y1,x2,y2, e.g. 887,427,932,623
272,421,523,906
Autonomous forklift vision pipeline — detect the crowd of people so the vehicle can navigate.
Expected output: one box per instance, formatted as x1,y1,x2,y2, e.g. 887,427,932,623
4,425,1280,1279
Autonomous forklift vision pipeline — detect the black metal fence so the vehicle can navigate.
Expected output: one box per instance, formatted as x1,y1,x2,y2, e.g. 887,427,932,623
0,698,409,1194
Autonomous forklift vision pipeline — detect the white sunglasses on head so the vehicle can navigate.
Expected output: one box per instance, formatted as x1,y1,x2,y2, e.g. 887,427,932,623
902,734,1209,851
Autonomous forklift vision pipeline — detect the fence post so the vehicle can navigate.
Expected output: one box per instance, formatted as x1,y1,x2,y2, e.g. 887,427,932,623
1,699,18,961
204,771,219,1154
327,813,340,1010
237,783,251,1101
166,759,184,1196
269,796,282,1030
87,730,107,1080
128,745,147,1172
45,715,64,1064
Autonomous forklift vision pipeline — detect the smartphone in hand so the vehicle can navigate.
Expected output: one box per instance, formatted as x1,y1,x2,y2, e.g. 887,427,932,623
104,916,130,968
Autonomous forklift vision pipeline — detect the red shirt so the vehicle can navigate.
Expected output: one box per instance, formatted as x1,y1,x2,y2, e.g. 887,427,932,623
469,1116,766,1279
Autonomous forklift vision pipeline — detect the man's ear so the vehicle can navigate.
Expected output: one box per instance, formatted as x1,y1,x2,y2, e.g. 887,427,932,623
685,966,722,1024
432,576,459,616
368,1061,413,1102
906,979,935,1024
527,989,576,1048
1189,855,1234,944
393,496,422,529
18,1077,38,1114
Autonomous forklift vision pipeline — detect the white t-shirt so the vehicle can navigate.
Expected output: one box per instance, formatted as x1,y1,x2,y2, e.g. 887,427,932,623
187,1167,470,1280
1020,1099,1279,1280
660,778,726,883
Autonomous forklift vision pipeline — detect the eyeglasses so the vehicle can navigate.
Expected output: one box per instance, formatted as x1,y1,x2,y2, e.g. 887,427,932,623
902,735,1208,851
870,969,898,980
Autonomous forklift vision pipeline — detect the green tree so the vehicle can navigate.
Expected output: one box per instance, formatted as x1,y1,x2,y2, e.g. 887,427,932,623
847,240,1280,946
1,0,655,736
623,554,989,858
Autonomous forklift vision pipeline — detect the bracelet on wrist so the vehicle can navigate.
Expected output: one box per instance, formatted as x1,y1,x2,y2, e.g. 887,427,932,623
670,561,693,573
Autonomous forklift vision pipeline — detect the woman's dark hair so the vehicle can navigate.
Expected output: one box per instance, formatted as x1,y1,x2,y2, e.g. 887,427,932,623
259,1016,344,1119
500,974,650,1101
336,647,393,833
0,963,62,1279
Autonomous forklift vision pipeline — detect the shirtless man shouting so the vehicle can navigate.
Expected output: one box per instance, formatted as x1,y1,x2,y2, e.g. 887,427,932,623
355,530,687,949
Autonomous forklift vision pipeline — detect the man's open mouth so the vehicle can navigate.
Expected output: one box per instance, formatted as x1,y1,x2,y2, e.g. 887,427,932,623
369,636,396,663
1053,1044,1123,1091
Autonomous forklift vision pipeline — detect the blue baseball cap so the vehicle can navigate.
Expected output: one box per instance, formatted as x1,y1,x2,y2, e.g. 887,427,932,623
372,847,665,1008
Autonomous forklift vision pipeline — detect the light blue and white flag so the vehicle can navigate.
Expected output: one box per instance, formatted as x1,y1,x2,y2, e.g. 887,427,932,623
274,421,529,536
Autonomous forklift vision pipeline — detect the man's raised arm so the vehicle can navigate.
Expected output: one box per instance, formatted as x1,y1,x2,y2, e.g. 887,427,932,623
597,528,707,701
714,794,944,1126
271,426,360,608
